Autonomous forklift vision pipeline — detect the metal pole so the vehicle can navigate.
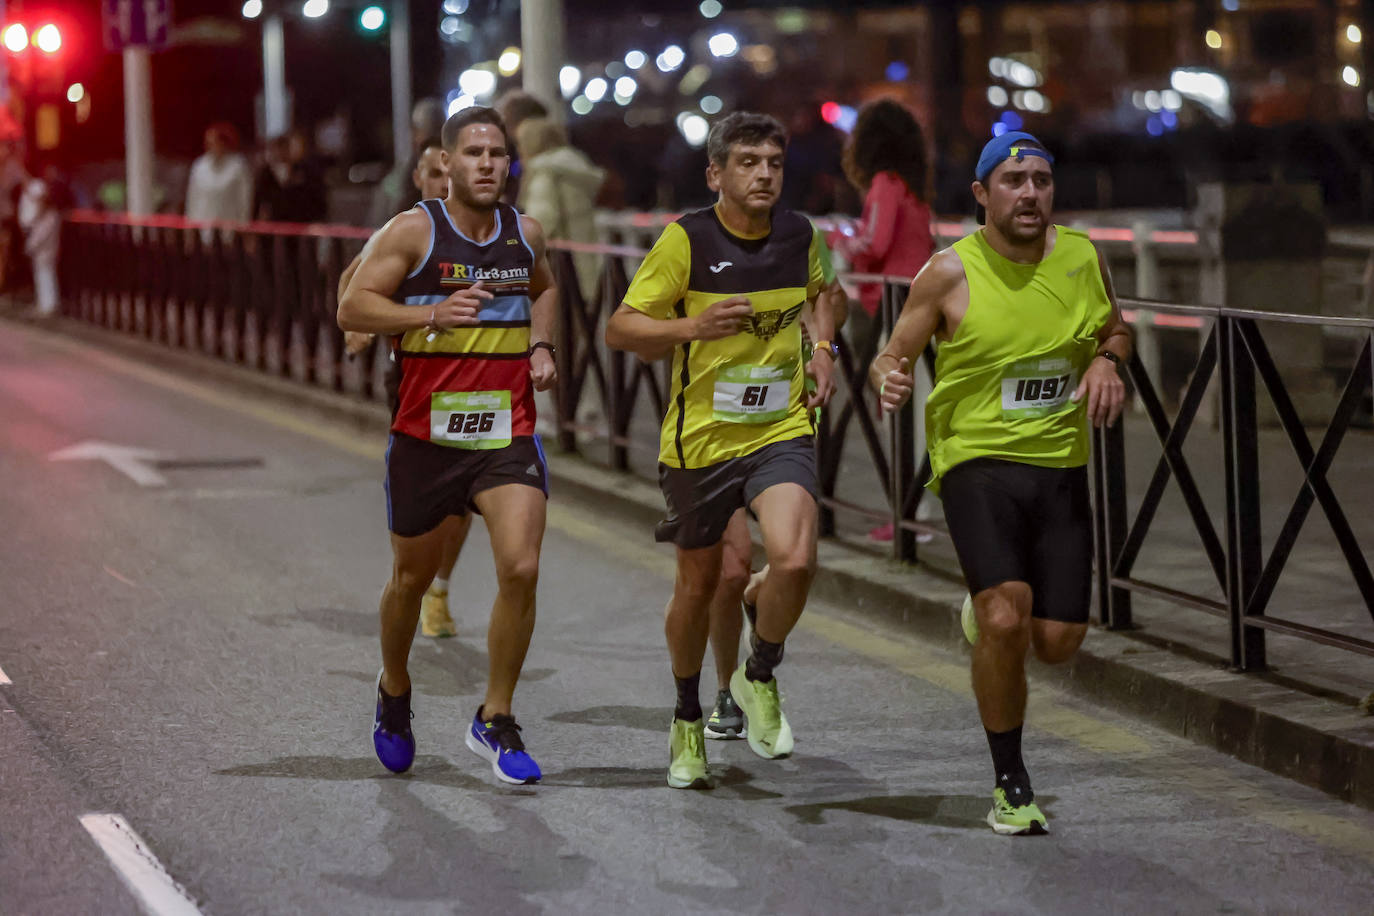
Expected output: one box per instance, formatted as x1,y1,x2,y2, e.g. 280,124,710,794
123,47,154,215
263,13,288,138
520,0,566,122
390,0,412,166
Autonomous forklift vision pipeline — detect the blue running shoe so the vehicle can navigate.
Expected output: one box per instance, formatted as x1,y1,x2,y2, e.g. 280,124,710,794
465,709,541,785
372,670,415,774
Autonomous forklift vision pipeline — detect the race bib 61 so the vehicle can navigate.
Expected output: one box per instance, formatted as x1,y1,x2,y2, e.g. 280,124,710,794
712,362,795,424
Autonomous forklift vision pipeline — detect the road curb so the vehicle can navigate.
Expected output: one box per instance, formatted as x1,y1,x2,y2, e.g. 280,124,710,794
20,313,1374,811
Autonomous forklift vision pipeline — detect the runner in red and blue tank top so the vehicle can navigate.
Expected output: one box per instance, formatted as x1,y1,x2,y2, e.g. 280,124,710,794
339,106,557,785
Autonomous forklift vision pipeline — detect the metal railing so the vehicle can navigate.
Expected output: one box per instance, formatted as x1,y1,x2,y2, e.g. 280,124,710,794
57,211,1374,670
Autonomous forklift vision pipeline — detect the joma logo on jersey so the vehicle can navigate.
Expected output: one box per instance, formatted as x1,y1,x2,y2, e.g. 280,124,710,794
742,303,803,341
437,262,530,283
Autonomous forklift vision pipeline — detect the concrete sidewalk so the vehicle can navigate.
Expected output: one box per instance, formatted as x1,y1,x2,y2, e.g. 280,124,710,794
18,309,1374,811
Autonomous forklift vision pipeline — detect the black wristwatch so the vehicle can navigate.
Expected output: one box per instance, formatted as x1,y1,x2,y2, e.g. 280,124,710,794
530,341,556,356
1096,350,1121,366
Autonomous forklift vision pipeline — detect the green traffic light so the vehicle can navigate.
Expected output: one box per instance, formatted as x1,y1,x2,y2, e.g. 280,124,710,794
360,6,385,31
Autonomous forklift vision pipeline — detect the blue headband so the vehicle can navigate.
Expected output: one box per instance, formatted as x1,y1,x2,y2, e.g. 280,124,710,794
975,131,1054,183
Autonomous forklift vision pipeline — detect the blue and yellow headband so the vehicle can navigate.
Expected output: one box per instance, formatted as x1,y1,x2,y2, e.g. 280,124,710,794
975,131,1054,183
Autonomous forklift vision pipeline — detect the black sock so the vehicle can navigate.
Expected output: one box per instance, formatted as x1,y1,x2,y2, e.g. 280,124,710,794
674,670,702,721
745,632,784,683
986,725,1033,800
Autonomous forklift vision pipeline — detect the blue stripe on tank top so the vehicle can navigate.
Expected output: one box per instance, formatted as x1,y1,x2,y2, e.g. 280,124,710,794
481,295,531,322
402,294,448,306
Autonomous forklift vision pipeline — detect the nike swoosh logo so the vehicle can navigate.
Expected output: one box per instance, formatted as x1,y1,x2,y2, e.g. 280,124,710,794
1066,264,1088,278
709,261,733,274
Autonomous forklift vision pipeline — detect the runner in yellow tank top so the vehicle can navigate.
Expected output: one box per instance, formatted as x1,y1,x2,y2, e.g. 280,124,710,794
869,131,1132,835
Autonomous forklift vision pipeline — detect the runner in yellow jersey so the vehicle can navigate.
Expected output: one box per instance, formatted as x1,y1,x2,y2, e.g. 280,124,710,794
605,112,838,788
870,131,1131,834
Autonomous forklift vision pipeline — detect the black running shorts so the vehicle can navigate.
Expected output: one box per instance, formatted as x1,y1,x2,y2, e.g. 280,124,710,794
940,457,1092,624
385,433,549,538
655,436,818,549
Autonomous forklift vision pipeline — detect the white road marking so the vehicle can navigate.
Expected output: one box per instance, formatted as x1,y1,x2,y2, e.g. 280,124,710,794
0,664,10,685
50,441,168,487
79,813,203,916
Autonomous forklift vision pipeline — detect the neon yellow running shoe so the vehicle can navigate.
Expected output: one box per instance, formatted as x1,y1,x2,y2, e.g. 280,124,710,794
667,718,710,789
987,787,1048,835
729,664,793,759
420,587,456,639
961,593,979,646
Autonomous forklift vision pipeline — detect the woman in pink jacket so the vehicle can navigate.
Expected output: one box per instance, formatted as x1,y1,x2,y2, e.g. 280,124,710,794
828,99,935,541
828,99,934,320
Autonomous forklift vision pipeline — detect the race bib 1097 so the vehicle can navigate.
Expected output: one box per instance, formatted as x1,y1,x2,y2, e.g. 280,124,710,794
1001,357,1078,418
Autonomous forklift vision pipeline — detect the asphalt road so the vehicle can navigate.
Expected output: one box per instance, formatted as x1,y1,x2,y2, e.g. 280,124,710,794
2,318,1373,916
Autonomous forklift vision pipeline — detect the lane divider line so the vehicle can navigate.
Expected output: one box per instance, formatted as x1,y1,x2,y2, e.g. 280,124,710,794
79,813,203,916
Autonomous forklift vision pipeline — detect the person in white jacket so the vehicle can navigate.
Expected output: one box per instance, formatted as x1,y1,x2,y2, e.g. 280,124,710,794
185,123,252,229
18,177,59,315
515,118,605,303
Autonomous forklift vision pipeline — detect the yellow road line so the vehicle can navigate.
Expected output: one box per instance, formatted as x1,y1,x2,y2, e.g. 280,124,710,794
32,320,1374,861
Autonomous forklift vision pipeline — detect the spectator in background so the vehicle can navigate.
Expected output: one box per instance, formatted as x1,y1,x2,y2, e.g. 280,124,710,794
494,89,549,205
368,97,445,227
276,128,327,223
827,98,935,543
779,103,846,215
829,98,934,319
253,135,291,222
185,122,253,226
18,175,59,315
516,117,605,302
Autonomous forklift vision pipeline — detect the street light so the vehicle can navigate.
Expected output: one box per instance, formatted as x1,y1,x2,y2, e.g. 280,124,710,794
360,6,385,31
2,24,26,53
33,23,59,54
303,0,329,20
242,0,263,19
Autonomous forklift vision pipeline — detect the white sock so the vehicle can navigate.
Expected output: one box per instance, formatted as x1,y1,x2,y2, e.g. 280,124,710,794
431,576,449,594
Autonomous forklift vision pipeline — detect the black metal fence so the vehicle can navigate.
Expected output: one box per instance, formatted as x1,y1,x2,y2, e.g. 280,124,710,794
59,212,1374,672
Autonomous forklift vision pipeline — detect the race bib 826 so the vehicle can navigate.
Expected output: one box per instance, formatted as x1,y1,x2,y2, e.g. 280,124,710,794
430,390,512,449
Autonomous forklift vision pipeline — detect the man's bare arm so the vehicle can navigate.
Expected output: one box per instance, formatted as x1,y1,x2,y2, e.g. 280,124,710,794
337,211,433,334
521,216,559,391
868,249,964,410
1094,246,1133,362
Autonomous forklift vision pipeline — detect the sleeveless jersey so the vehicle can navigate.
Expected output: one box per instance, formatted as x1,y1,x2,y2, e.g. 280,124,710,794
391,200,535,449
623,206,829,469
924,225,1112,492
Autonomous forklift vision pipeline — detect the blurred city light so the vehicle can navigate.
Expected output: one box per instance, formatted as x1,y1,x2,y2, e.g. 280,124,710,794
1171,68,1232,120
242,0,263,19
987,86,1008,107
1221,0,1238,9
2,24,26,53
1343,66,1361,87
498,47,522,76
679,113,709,147
303,0,329,20
440,17,459,36
1000,110,1024,130
991,121,1008,137
360,6,385,30
1022,89,1047,112
559,65,581,98
34,23,60,53
614,76,637,98
605,61,626,78
820,101,841,124
1144,90,1162,112
1161,110,1178,129
624,50,647,70
67,83,84,104
657,45,686,73
708,32,739,58
989,58,1007,79
1348,25,1363,45
447,94,475,116
885,61,909,82
699,0,723,19
1162,89,1183,111
1147,115,1163,137
443,0,469,13
1005,60,1040,87
584,77,608,102
572,95,593,115
1205,29,1222,50
458,68,497,98
701,94,723,114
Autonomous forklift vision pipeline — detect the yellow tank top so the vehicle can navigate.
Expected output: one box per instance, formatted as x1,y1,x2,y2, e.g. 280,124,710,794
925,226,1112,493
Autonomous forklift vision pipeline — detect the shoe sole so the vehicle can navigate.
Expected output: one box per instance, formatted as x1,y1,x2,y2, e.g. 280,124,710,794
986,810,1049,835
702,723,746,740
666,771,711,789
420,625,456,638
464,731,540,785
729,667,792,759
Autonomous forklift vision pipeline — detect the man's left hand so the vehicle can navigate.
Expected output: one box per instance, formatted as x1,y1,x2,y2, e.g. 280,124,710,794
1071,355,1126,427
530,347,557,391
806,349,836,409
